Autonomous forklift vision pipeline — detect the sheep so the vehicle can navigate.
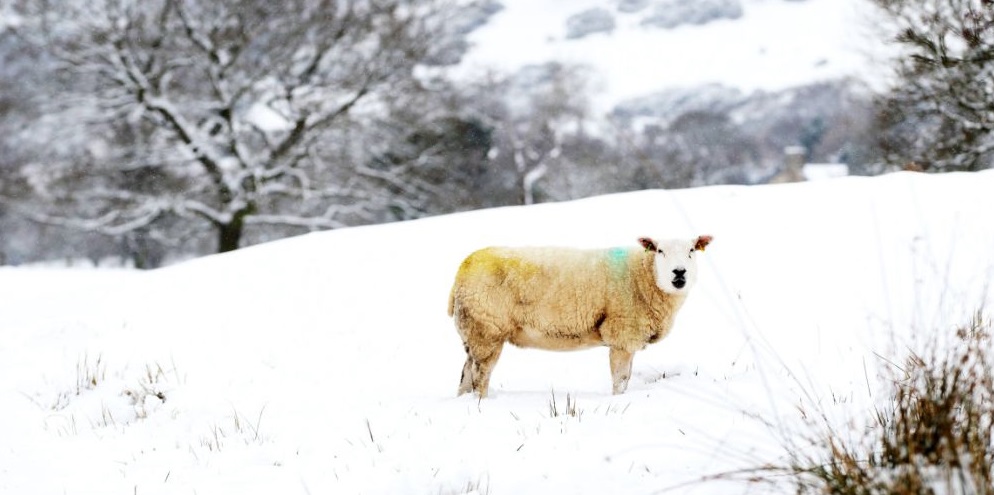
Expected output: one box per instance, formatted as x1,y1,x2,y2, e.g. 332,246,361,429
448,235,712,397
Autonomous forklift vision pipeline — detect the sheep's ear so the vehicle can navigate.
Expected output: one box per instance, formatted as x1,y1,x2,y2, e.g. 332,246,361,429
638,237,658,252
694,235,713,251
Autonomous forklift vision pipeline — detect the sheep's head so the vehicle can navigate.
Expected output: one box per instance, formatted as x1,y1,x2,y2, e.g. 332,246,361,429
638,235,712,294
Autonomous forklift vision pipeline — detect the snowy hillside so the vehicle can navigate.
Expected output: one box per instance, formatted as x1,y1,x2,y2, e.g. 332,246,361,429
1,171,993,493
453,0,887,113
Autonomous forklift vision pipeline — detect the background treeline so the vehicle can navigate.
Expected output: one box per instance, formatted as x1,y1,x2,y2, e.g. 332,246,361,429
0,0,990,267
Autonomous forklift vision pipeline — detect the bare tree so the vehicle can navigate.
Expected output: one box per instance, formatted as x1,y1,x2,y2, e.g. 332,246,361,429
872,0,994,172
482,63,591,205
10,0,462,254
358,86,497,219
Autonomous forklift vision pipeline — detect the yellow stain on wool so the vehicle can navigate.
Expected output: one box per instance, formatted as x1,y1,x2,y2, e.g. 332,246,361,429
456,248,542,282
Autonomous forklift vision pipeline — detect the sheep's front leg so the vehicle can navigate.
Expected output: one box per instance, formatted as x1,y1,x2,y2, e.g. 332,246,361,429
609,347,634,394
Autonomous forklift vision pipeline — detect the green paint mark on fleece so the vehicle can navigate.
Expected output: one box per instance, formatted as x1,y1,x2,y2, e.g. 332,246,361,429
607,247,629,278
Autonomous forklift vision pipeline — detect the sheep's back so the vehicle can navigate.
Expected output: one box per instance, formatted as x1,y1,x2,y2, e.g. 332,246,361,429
453,246,637,325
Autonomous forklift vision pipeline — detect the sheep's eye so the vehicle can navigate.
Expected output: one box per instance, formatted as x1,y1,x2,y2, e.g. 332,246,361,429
657,249,664,254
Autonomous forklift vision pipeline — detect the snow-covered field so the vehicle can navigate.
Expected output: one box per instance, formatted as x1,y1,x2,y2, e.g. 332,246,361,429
454,0,888,112
2,171,993,494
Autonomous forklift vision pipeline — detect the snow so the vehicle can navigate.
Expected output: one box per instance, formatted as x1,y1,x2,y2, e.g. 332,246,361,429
244,103,292,133
451,0,890,114
802,163,849,181
2,170,994,493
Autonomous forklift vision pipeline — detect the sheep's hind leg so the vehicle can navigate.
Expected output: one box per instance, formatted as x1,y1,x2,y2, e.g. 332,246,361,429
471,343,504,398
609,347,634,395
457,352,474,396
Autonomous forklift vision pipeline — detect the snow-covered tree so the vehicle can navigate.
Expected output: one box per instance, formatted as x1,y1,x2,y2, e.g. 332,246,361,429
10,0,468,254
872,0,994,172
483,63,591,205
359,88,497,219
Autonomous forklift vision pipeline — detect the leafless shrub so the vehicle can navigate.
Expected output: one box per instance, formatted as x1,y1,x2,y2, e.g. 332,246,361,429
765,313,994,494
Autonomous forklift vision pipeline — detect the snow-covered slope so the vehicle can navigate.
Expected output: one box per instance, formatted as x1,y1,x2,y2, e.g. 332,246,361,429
453,0,887,113
2,171,993,493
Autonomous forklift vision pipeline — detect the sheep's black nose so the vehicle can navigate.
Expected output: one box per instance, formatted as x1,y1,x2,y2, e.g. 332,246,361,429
673,268,686,278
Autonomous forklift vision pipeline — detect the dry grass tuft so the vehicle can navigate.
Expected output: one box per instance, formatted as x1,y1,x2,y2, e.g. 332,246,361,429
777,312,994,494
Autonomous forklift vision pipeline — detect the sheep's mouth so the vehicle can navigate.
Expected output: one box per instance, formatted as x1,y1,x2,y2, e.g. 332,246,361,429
672,279,686,289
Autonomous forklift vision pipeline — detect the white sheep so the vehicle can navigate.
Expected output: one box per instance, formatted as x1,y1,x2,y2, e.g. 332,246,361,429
448,235,712,397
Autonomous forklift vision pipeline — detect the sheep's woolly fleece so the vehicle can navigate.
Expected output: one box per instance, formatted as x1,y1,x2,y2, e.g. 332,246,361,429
449,235,711,396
